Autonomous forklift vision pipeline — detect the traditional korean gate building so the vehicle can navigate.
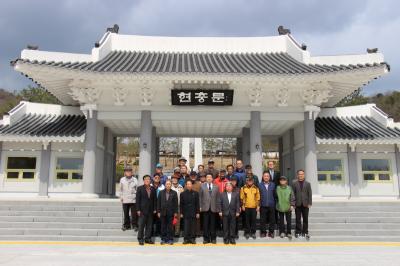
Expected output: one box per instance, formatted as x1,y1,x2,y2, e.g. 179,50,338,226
1,27,400,199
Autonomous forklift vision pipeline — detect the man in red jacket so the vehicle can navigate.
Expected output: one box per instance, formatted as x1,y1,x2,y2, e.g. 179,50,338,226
214,169,229,193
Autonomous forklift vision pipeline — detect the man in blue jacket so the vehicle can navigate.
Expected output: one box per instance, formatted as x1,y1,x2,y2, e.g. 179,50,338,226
233,159,246,188
259,171,276,238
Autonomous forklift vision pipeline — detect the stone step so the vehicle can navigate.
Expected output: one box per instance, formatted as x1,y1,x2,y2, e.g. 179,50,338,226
0,226,399,237
0,211,122,217
0,205,123,212
0,234,400,243
0,216,121,223
2,221,399,230
2,215,400,224
2,210,400,218
0,222,122,229
0,200,120,207
0,200,399,207
2,205,400,213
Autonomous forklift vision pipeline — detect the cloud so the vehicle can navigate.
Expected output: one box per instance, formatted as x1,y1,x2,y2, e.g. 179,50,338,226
0,0,397,95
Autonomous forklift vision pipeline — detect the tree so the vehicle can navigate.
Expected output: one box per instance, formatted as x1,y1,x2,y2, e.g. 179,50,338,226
336,89,368,107
18,86,60,104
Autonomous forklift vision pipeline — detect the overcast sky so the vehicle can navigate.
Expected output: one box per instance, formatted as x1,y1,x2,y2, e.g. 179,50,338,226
0,0,398,95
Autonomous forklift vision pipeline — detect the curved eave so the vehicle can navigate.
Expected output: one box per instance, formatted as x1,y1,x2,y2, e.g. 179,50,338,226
13,60,389,107
317,138,400,145
0,135,85,143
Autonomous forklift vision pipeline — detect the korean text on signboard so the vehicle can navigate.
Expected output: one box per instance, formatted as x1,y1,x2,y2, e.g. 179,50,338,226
171,89,234,106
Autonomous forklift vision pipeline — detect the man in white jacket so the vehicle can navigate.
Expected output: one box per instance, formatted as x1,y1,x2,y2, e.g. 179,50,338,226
120,165,139,231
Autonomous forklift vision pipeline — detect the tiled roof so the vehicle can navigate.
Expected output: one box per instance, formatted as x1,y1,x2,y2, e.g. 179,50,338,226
14,51,387,75
0,113,86,137
315,116,400,140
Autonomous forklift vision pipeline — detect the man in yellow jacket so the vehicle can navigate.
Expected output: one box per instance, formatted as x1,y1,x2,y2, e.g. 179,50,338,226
240,176,260,239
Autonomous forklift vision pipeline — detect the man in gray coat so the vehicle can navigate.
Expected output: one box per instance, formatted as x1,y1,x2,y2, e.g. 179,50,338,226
292,169,312,240
199,173,220,244
219,182,240,245
119,165,139,231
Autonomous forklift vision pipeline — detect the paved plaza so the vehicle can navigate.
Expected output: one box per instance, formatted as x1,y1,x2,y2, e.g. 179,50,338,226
0,242,399,266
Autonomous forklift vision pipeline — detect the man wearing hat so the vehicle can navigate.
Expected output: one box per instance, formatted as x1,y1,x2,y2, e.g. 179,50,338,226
205,159,219,179
178,157,188,168
171,174,184,237
214,169,229,193
154,163,168,185
240,175,260,240
276,175,295,239
119,165,139,231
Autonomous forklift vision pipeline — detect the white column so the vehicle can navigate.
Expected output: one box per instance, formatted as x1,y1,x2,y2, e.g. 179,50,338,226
151,126,157,175
250,111,262,181
347,144,359,198
194,138,203,170
38,143,51,197
304,108,319,195
181,138,190,169
138,111,153,185
395,144,400,198
82,110,98,197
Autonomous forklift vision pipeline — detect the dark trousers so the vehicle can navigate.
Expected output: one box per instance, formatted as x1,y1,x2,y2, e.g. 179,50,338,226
184,217,196,241
153,213,161,236
244,208,257,235
279,211,292,235
160,214,174,242
202,210,217,241
222,213,236,240
137,213,153,241
295,206,309,234
260,206,275,234
122,203,137,228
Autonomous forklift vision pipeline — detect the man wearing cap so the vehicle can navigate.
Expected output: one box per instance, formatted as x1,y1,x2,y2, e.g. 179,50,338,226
205,159,219,179
240,176,260,240
178,157,188,168
214,169,229,193
199,173,220,244
136,175,157,245
119,165,139,231
172,167,185,187
154,163,168,185
171,174,184,237
188,171,202,236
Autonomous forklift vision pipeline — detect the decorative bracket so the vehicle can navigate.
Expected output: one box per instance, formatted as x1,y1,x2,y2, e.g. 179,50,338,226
248,87,263,107
113,87,129,106
274,87,290,107
141,87,154,106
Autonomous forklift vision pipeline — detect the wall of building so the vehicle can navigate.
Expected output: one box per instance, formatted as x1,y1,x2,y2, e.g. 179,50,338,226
316,144,350,197
356,144,399,197
48,142,84,195
0,142,42,195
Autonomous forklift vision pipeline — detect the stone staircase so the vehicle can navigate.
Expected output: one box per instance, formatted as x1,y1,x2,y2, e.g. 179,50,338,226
0,199,399,242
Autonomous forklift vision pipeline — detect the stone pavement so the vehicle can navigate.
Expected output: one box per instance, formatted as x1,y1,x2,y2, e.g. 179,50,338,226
0,242,399,266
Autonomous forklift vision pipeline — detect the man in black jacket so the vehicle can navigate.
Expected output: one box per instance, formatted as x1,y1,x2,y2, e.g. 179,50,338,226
292,169,312,240
157,180,178,245
136,175,157,245
180,179,200,244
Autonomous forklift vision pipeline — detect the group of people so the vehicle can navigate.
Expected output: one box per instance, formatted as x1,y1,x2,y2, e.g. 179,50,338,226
119,158,312,245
